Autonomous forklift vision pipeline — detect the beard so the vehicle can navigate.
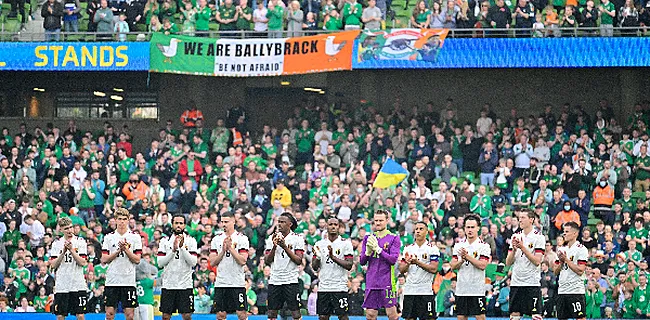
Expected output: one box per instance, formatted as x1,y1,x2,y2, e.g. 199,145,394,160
174,228,184,235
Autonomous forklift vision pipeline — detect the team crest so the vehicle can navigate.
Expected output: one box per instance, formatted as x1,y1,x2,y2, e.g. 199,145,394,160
528,243,533,249
570,255,574,261
473,251,478,258
288,244,293,250
384,242,390,250
422,253,427,260
336,249,341,255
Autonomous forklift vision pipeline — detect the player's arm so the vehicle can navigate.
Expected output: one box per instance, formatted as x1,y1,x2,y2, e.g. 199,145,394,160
551,259,563,276
450,246,463,270
376,236,401,265
311,244,320,272
280,240,304,266
518,240,543,267
398,255,410,275
123,238,142,264
415,254,439,275
157,242,174,268
180,239,199,267
49,246,65,269
229,241,249,266
359,236,369,266
101,238,121,264
464,251,488,270
264,239,277,266
505,237,516,266
564,251,587,276
209,240,227,266
70,243,88,267
331,252,353,271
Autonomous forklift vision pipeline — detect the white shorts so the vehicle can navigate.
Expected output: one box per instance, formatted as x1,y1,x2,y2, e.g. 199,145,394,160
136,304,154,320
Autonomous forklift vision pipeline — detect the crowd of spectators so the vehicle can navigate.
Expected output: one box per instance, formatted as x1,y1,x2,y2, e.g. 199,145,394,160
1,98,650,317
33,0,650,40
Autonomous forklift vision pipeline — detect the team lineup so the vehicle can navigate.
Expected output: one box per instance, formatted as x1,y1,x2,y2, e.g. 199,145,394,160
49,208,587,320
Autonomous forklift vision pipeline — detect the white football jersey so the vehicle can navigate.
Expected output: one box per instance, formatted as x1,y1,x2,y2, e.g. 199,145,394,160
402,241,440,295
313,236,353,292
453,238,491,296
265,232,305,285
158,233,199,290
557,241,589,295
210,231,250,288
102,230,143,287
50,236,88,293
509,229,546,287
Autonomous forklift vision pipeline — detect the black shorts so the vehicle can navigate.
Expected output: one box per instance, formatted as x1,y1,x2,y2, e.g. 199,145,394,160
268,283,301,311
104,286,138,309
317,292,348,316
556,294,586,319
509,286,543,315
403,295,436,320
53,291,88,316
160,288,194,314
454,296,486,316
213,287,247,313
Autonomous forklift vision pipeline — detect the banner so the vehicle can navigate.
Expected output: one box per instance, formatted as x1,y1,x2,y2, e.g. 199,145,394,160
0,42,149,71
354,29,449,68
354,35,650,69
149,31,360,77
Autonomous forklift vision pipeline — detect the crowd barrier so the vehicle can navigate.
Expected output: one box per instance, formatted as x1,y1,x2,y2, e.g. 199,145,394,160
0,315,571,320
0,29,648,73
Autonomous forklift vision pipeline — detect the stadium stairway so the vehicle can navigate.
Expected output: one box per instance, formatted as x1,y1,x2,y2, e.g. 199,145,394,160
17,1,45,41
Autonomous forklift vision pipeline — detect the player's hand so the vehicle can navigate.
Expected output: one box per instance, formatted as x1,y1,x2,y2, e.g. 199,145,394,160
64,241,72,252
173,235,181,251
328,245,334,258
223,236,232,252
512,237,521,249
557,250,567,262
314,245,322,260
409,257,419,265
459,248,468,259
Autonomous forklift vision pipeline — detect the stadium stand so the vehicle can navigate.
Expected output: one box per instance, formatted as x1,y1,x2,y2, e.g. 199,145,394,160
0,98,649,319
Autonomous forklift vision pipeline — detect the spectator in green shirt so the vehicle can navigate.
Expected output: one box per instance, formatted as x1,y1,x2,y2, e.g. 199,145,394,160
598,0,615,36
217,0,238,32
342,0,362,29
296,119,315,166
236,1,253,31
324,9,343,30
266,0,284,38
195,0,212,36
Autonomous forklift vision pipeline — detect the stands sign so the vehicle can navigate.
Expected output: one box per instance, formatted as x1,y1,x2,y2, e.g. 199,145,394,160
149,31,359,77
0,42,149,71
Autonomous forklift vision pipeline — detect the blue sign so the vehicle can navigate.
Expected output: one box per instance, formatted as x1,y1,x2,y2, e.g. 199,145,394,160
0,42,150,71
353,37,650,69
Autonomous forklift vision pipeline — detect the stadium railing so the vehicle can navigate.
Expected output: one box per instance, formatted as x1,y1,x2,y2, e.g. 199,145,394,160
0,26,647,41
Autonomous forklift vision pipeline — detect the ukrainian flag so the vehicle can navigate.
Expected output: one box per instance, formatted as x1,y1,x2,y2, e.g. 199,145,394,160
373,158,409,189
